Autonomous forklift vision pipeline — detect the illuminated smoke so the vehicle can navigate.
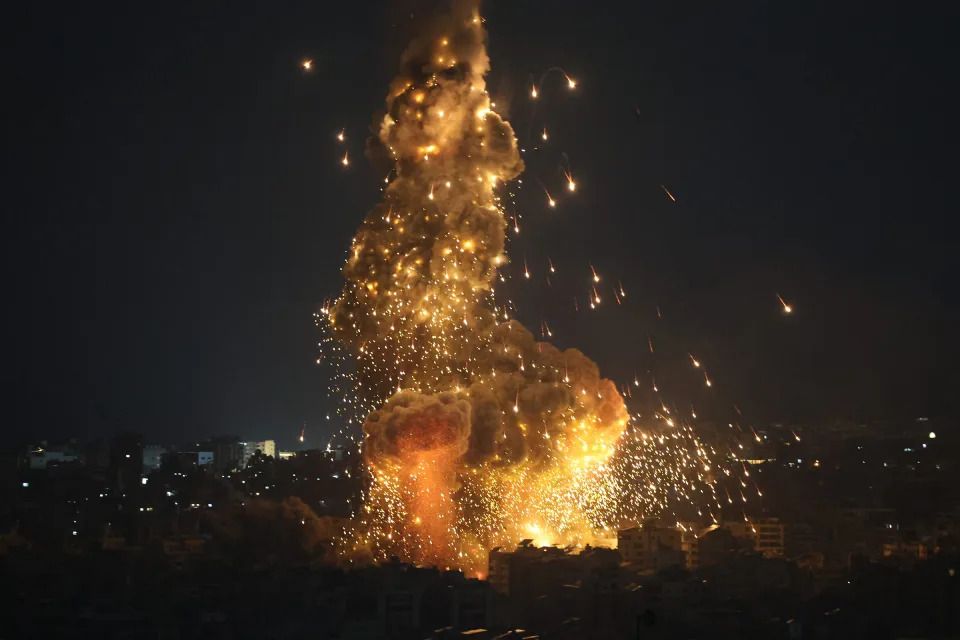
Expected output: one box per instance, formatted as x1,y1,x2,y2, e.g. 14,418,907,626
326,3,723,574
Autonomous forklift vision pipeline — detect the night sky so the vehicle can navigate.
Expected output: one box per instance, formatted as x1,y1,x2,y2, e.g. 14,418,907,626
6,0,954,448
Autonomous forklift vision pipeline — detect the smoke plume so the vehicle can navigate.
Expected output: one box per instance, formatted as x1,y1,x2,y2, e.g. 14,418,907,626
330,2,632,572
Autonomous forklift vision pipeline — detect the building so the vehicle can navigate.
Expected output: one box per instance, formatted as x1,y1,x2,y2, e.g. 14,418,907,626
753,517,785,558
681,527,701,569
617,523,682,571
241,440,276,466
26,444,80,469
488,540,620,597
488,543,532,595
170,450,213,469
142,445,167,472
487,542,622,630
706,518,785,559
205,437,244,473
698,527,740,567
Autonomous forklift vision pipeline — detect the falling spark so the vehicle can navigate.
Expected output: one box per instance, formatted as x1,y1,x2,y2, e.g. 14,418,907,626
777,294,793,314
661,184,676,202
541,320,553,338
337,129,346,142
688,354,701,368
542,185,556,208
541,127,548,141
302,59,313,71
531,84,539,99
341,151,349,166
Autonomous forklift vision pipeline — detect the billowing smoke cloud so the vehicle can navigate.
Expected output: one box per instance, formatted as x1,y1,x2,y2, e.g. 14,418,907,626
365,390,471,460
329,2,523,409
328,2,630,571
364,322,628,469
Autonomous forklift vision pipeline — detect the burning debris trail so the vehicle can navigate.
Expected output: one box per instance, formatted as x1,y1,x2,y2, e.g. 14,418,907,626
321,3,727,574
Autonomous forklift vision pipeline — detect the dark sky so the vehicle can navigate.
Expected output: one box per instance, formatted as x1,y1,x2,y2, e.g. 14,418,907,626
6,0,955,448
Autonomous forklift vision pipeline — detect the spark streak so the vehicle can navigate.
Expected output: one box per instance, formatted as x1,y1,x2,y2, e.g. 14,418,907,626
777,294,793,314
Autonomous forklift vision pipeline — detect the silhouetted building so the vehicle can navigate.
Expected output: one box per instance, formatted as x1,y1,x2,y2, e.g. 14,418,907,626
169,450,213,470
698,527,741,567
205,437,243,473
618,523,682,571
488,540,620,598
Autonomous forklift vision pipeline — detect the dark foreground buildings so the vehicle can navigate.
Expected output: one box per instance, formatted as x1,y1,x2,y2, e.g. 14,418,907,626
3,421,959,638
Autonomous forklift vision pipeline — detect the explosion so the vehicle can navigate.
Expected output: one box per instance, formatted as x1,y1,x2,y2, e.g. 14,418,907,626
322,3,732,574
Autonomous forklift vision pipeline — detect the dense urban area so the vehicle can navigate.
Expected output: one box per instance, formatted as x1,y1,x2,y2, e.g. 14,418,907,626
2,417,957,639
